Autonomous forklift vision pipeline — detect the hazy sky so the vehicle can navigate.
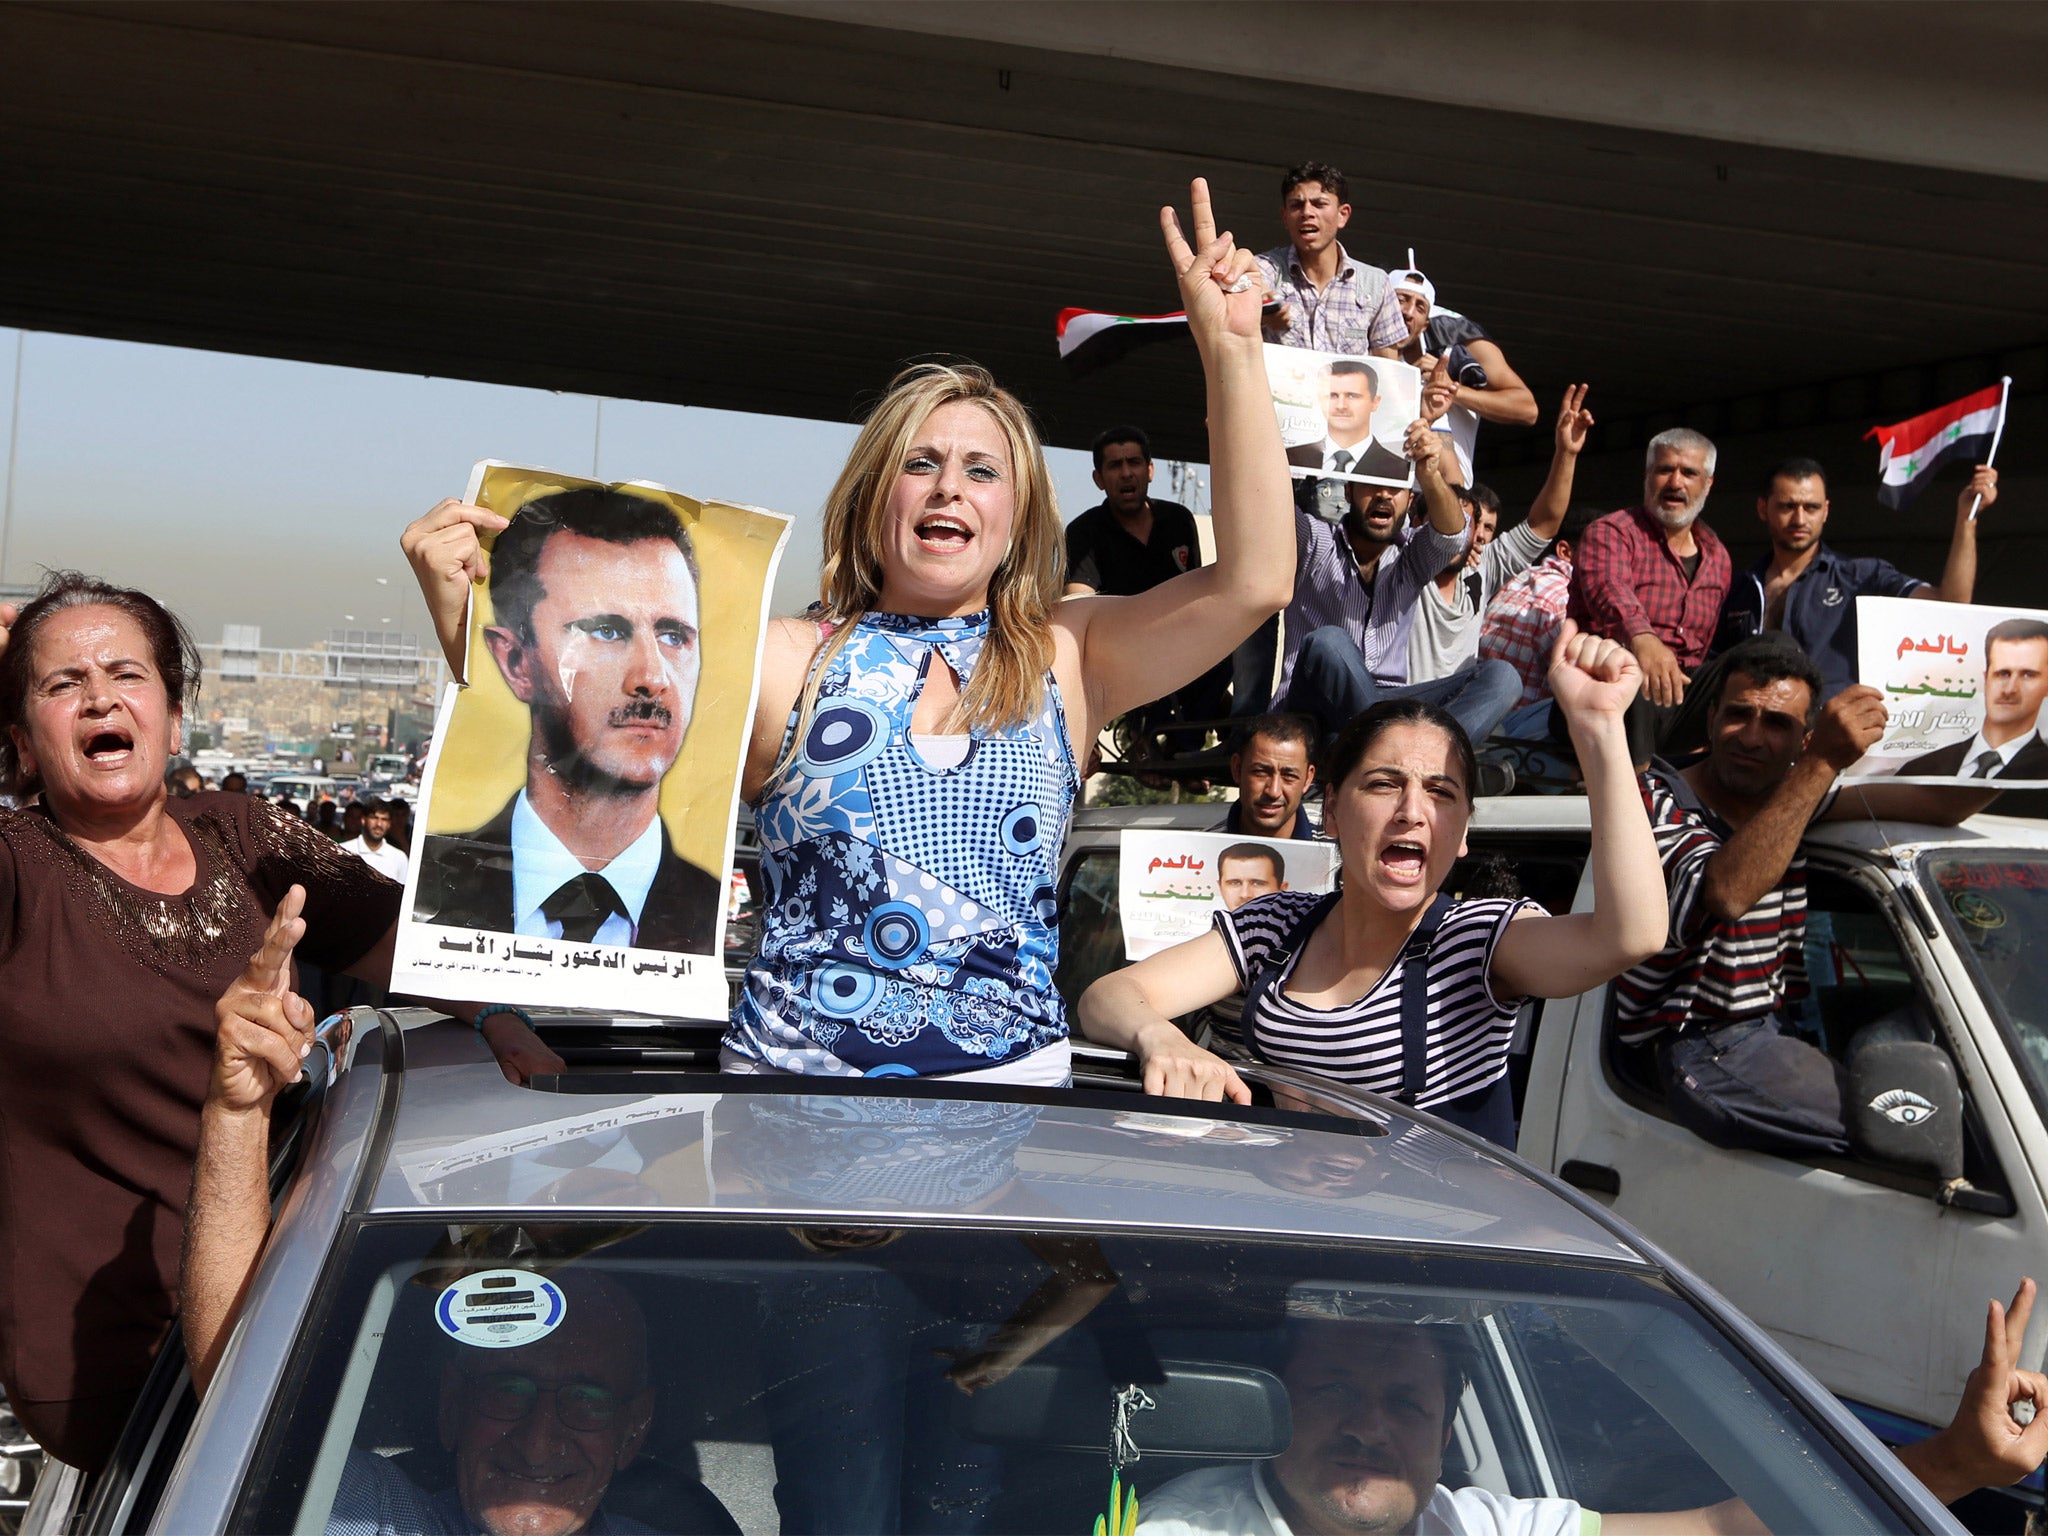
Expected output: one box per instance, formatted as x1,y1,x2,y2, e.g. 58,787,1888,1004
0,327,1189,650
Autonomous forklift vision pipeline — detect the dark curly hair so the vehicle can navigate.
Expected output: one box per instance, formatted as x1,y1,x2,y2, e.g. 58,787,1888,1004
0,571,201,797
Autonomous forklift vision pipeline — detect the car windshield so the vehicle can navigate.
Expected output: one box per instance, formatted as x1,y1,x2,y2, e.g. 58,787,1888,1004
238,1219,1913,1535
1923,851,2048,1111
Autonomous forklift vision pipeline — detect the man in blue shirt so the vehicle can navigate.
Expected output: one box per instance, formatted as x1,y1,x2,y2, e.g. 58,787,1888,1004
1717,457,1997,699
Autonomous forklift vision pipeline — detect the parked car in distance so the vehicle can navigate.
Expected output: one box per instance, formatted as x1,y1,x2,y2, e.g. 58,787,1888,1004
1055,798,2048,1524
28,1010,1965,1535
263,774,338,806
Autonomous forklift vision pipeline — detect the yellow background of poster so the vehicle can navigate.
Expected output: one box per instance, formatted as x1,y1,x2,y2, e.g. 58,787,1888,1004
425,463,787,876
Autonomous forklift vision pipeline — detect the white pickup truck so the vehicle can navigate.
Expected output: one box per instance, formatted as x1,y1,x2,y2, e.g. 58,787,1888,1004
1055,798,2048,1517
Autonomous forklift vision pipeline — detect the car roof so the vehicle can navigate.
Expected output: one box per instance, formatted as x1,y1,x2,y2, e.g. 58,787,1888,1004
1806,809,2048,857
360,1018,1644,1266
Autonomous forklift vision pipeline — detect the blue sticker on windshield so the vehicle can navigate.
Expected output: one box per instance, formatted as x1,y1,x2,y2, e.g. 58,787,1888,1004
435,1267,567,1349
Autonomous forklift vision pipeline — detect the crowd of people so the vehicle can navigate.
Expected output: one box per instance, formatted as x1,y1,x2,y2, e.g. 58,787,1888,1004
0,163,2039,1534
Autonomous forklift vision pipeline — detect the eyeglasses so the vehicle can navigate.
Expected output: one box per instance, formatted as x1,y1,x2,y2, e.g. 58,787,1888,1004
463,1372,621,1433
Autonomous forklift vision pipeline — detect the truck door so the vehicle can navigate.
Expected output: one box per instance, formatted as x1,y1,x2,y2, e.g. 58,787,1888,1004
1538,859,2035,1440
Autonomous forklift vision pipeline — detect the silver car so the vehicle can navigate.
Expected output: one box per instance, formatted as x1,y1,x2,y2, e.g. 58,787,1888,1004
30,1013,1965,1535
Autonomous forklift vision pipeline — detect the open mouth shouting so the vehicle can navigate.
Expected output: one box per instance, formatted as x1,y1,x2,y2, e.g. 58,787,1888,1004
1379,838,1428,885
914,513,974,555
82,724,137,769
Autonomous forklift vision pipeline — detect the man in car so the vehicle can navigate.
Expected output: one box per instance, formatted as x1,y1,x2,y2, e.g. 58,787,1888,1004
326,1271,662,1536
1215,844,1287,913
412,487,721,953
1616,635,1997,1157
1212,715,1318,841
1900,617,2048,779
180,899,728,1536
1141,1301,2048,1536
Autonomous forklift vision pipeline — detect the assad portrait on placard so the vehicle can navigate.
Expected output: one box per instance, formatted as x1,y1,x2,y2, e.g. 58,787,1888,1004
396,463,789,1014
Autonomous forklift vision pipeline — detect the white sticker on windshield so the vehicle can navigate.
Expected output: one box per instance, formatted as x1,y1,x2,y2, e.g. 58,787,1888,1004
434,1268,567,1349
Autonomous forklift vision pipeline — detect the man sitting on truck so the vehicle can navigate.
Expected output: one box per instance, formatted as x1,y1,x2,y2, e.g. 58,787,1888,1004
1614,635,1998,1158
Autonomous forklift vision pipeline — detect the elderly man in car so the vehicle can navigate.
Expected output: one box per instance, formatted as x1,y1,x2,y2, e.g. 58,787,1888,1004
178,890,737,1536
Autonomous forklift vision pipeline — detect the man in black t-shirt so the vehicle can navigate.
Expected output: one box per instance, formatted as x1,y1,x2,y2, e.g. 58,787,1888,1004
1065,426,1230,747
1063,424,1204,597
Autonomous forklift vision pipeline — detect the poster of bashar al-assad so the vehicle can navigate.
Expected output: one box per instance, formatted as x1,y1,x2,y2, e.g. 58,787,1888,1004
1847,596,2048,784
390,461,792,1017
1118,830,1339,961
1263,344,1423,489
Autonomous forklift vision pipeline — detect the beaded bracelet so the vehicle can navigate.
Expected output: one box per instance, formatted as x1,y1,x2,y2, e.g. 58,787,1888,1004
473,1004,537,1037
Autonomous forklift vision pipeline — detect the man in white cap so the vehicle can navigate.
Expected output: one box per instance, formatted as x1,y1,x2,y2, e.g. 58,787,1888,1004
1389,258,1538,484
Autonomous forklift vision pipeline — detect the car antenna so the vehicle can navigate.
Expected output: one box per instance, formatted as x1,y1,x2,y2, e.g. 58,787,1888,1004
1859,791,1912,874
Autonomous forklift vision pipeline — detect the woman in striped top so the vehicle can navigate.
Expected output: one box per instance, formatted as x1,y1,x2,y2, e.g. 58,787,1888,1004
1078,623,1667,1136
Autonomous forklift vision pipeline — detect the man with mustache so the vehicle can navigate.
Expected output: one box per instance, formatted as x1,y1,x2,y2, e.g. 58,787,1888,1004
1568,430,1732,762
1140,1301,2048,1536
414,488,721,954
1275,425,1522,752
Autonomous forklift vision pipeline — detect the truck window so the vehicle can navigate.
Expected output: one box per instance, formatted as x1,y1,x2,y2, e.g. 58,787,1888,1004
1450,837,1589,920
1604,869,1992,1185
1053,848,1124,1010
1924,854,2048,1123
1793,871,1927,1059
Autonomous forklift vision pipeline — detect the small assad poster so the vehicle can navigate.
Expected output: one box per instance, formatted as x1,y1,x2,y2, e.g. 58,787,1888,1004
1847,596,2048,784
390,460,792,1016
1263,345,1423,490
1118,830,1340,961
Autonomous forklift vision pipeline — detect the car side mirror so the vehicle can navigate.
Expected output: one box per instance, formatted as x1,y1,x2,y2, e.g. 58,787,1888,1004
1846,1041,1963,1183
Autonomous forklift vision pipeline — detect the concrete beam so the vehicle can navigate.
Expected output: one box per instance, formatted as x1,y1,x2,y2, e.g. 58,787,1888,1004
736,0,2048,184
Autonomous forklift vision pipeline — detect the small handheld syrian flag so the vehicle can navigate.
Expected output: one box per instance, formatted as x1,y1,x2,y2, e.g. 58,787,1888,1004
1056,298,1281,380
1866,378,2010,513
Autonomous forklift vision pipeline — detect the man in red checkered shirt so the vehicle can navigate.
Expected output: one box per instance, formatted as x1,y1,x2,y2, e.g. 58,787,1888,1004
1567,427,1732,762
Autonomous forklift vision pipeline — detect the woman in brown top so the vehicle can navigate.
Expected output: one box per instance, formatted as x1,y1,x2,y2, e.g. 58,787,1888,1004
0,572,560,1471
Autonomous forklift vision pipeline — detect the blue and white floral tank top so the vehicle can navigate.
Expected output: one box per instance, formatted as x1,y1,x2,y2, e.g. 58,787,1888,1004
726,609,1079,1077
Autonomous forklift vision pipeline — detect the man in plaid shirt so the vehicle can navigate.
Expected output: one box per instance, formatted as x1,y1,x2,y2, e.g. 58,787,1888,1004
1566,427,1730,704
1566,427,1732,763
1254,162,1407,358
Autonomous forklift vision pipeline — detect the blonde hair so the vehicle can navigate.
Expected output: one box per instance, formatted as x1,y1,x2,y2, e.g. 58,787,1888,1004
776,360,1064,779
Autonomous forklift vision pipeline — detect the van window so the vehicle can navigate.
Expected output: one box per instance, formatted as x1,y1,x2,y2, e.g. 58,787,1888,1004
1604,869,1993,1185
1924,854,2048,1122
1053,849,1124,1010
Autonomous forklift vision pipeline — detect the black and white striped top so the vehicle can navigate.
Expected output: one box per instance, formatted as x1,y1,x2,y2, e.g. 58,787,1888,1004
1215,889,1542,1108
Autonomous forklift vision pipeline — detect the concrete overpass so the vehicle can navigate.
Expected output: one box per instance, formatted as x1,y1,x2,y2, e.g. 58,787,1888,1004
4,1,2045,593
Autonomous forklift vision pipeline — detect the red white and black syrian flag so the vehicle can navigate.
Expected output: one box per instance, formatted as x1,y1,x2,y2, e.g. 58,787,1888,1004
1055,298,1280,379
1055,307,1197,378
1866,378,2010,510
